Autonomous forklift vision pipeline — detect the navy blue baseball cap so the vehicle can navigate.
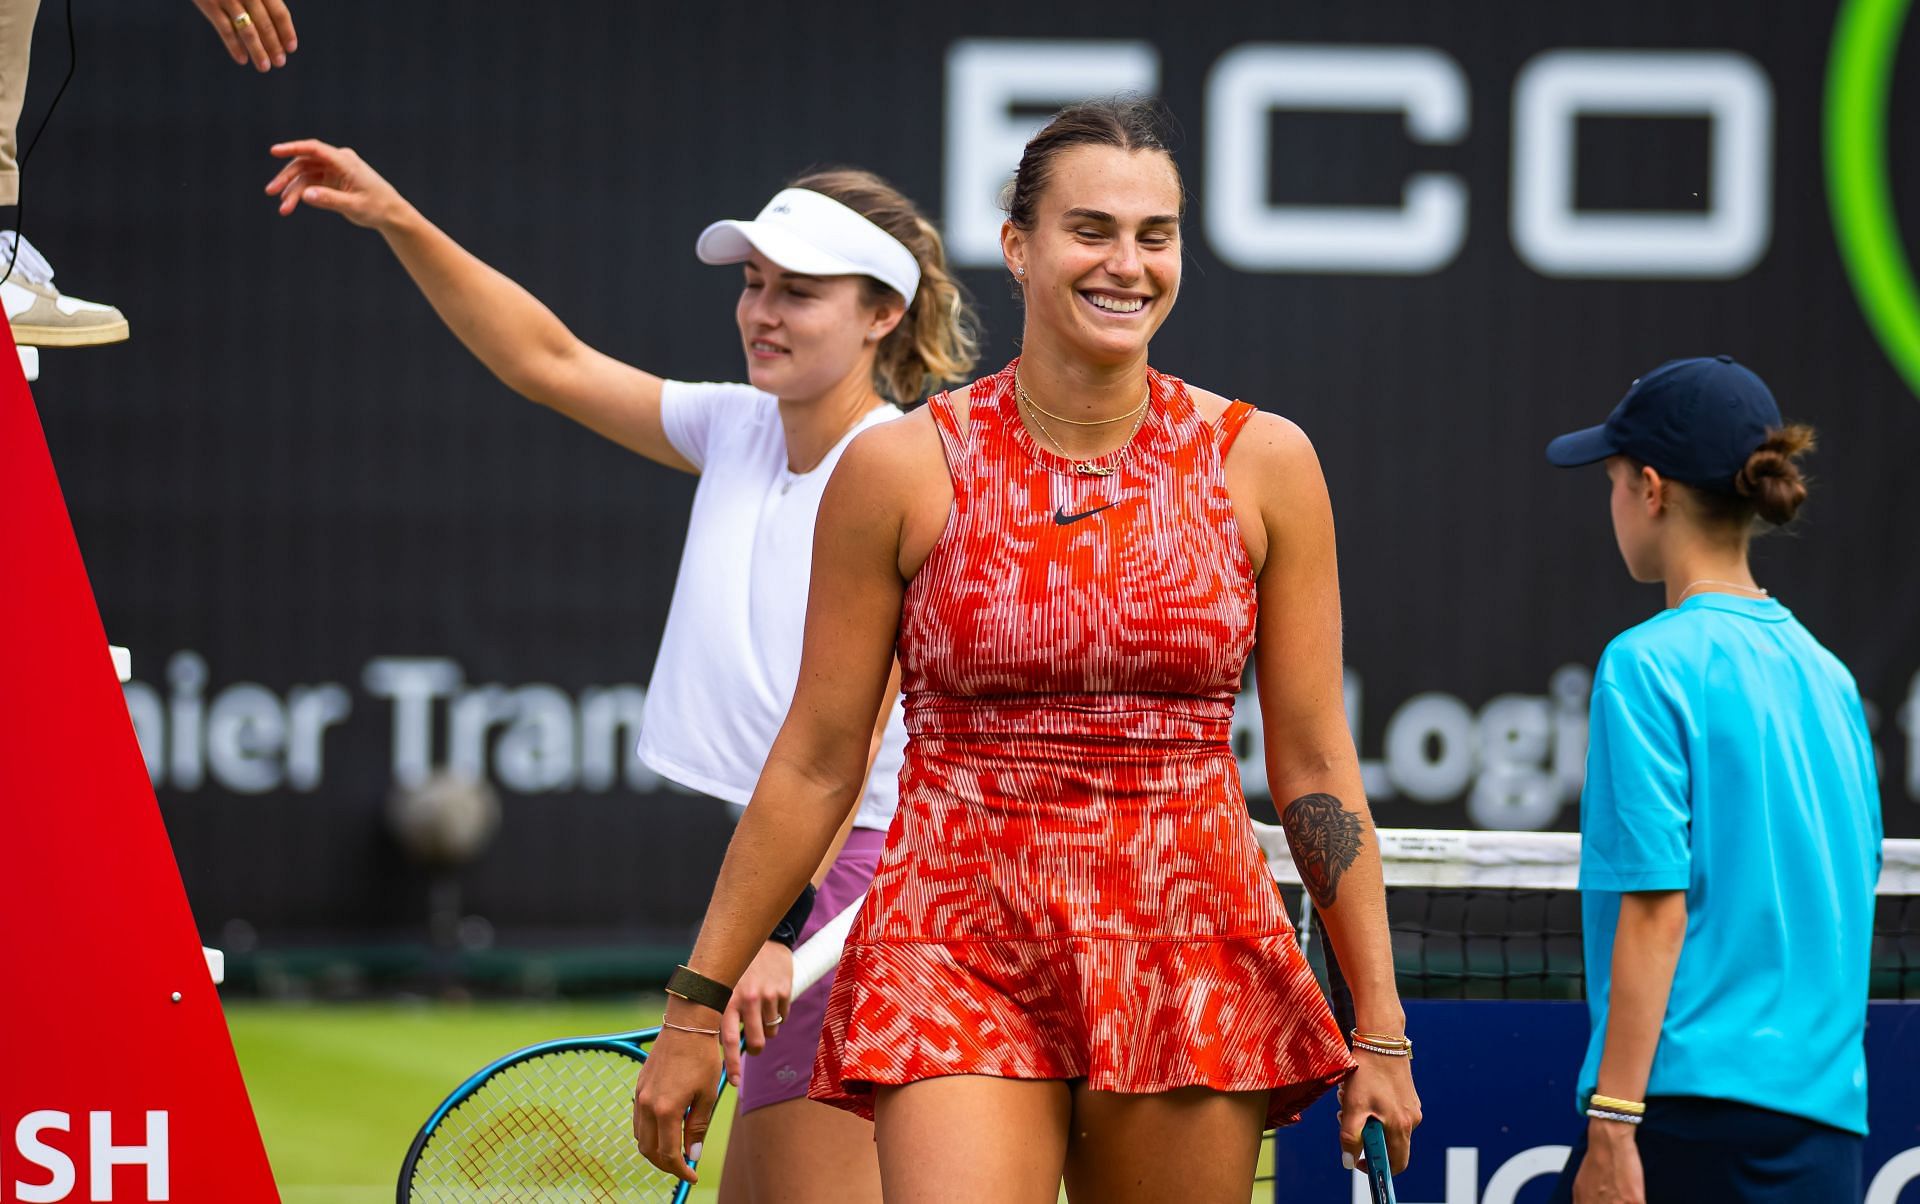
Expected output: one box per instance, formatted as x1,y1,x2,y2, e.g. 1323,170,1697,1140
1545,355,1782,492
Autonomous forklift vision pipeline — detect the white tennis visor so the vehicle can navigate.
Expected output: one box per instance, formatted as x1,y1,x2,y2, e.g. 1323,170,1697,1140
696,188,921,307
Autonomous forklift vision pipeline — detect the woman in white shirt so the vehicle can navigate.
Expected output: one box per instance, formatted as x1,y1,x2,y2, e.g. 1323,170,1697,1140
264,138,979,1203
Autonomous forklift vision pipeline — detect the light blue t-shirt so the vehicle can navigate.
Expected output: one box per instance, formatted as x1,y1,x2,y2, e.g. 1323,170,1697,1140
1577,593,1881,1135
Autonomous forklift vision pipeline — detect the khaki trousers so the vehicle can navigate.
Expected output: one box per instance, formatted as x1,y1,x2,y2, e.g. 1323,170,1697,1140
0,0,42,206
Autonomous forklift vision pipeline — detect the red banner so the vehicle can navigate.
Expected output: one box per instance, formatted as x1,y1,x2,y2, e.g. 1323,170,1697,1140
0,332,279,1203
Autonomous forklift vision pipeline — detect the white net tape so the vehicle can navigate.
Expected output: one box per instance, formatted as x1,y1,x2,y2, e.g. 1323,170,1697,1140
1254,822,1920,895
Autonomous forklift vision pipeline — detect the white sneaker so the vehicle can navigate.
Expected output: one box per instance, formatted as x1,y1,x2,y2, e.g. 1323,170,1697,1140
1,232,129,348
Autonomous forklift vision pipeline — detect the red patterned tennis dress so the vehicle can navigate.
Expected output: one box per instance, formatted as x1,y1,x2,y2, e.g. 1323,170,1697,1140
809,360,1355,1128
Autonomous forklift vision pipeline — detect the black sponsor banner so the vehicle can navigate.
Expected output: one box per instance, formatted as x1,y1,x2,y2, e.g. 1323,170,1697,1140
26,0,1919,955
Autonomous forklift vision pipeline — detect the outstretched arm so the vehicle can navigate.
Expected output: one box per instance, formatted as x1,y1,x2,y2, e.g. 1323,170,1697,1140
1238,412,1419,1173
265,140,691,470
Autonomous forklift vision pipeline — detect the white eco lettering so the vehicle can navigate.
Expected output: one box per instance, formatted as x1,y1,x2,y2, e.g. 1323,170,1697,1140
1512,50,1773,278
943,38,1160,267
1206,44,1469,273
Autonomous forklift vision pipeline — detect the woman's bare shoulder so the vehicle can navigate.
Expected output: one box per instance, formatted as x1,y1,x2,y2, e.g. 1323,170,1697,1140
1185,391,1322,517
833,402,957,505
1185,383,1236,427
1181,385,1306,455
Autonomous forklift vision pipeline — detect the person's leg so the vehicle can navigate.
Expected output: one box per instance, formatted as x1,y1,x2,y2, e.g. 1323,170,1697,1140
714,1096,749,1204
0,0,41,206
719,1096,882,1204
1062,1085,1267,1203
1760,1121,1860,1202
0,0,126,348
874,1076,1070,1203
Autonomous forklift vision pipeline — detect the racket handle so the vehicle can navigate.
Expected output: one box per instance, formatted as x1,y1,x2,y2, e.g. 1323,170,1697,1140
1361,1116,1397,1203
791,893,865,996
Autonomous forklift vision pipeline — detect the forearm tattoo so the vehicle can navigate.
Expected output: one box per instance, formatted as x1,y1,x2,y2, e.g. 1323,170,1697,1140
1281,792,1364,908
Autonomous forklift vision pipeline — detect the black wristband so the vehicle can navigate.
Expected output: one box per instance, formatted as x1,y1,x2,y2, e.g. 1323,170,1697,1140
664,964,732,1012
768,883,818,949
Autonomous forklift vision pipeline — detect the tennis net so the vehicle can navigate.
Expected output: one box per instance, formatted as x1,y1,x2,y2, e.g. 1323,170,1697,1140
1253,823,1920,1002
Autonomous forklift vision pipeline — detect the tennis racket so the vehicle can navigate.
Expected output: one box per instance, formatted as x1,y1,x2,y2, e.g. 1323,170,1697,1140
1361,1116,1397,1203
395,896,865,1203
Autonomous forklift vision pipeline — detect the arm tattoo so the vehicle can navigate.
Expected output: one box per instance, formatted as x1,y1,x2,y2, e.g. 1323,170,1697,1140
1281,792,1364,908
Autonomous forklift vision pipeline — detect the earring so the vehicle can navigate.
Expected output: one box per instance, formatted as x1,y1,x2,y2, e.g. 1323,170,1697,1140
1016,267,1026,277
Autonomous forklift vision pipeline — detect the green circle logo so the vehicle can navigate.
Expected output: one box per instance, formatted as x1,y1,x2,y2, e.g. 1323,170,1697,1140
1828,0,1920,400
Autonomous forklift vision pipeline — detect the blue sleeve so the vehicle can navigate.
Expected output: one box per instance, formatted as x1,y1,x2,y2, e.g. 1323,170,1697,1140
1580,663,1692,893
1846,687,1885,866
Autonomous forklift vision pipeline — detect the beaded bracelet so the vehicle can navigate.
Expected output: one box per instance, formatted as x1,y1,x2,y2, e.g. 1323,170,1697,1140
1586,1107,1644,1126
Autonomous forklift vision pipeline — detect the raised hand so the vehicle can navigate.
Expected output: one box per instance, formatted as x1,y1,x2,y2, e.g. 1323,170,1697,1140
265,141,409,230
193,0,296,72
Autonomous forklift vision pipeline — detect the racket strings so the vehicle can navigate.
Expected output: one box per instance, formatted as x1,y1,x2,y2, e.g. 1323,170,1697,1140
408,1047,679,1203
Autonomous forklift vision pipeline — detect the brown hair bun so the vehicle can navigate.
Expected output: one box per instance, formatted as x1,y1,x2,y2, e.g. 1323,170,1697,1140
1732,424,1816,525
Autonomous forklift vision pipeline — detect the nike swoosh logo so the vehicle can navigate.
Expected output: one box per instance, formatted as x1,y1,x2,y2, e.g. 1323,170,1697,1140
1053,503,1115,526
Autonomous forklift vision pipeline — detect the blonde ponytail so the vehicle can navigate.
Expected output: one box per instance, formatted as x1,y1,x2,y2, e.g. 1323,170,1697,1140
789,169,981,404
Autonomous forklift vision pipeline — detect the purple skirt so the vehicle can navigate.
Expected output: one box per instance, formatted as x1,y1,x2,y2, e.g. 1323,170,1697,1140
736,826,885,1113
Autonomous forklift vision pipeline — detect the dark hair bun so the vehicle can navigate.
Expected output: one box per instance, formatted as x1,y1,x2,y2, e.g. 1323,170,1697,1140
1733,424,1815,525
1004,97,1180,236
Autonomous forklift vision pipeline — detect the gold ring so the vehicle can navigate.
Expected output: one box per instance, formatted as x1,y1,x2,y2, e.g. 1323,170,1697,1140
231,11,252,28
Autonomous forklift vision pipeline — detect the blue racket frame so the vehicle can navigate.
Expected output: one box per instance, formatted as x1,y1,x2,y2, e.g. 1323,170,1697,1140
1361,1116,1397,1203
396,1025,728,1204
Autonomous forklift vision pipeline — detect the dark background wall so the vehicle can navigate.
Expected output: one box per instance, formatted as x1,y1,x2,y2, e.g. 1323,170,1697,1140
20,0,1919,962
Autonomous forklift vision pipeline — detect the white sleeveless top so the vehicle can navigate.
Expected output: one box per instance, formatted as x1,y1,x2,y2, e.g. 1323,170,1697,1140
637,380,904,830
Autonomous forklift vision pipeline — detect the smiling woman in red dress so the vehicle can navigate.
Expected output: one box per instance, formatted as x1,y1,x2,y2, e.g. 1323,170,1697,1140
634,99,1421,1202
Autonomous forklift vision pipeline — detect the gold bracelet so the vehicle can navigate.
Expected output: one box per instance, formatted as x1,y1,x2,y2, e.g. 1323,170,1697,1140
1350,1029,1413,1059
1352,1029,1411,1048
662,1020,721,1037
1588,1094,1646,1116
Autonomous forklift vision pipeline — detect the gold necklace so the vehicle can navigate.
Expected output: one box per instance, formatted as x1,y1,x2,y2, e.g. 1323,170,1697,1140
1677,579,1769,603
1020,387,1150,477
1015,376,1148,426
